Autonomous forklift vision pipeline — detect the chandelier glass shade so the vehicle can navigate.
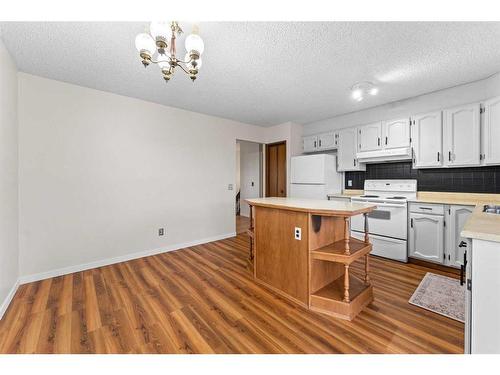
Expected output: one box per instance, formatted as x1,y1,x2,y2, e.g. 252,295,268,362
134,21,205,83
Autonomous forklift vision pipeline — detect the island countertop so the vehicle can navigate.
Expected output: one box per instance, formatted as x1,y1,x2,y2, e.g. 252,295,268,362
246,197,376,216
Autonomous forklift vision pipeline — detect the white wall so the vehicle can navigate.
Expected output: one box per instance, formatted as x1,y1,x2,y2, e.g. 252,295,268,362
0,39,19,318
238,141,260,217
303,73,500,135
17,73,268,280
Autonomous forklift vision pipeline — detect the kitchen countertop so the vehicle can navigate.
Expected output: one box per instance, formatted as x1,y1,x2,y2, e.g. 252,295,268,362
461,204,500,243
327,189,364,199
246,197,375,216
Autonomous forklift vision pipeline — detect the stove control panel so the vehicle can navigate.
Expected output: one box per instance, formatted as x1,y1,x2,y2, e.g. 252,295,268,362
363,179,417,193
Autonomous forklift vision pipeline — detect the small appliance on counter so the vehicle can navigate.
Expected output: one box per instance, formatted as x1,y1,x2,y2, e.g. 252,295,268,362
289,154,342,200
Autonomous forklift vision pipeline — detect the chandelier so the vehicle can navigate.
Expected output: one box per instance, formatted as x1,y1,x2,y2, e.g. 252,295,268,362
134,21,205,83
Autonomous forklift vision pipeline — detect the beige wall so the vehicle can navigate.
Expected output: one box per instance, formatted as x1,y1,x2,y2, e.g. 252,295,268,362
17,73,269,281
0,39,19,318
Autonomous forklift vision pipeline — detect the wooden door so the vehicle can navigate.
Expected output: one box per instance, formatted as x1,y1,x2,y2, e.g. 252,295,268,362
358,122,382,152
266,142,286,197
483,96,500,165
409,213,445,264
443,103,481,167
383,118,410,149
412,111,443,168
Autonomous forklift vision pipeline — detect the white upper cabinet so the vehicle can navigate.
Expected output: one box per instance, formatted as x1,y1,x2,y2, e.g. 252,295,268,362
358,122,382,152
443,103,481,167
482,96,500,165
383,118,410,149
337,127,366,171
411,111,443,168
302,135,318,153
317,132,338,150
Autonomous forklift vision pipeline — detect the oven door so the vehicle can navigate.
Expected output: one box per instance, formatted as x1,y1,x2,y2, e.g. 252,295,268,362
351,201,407,240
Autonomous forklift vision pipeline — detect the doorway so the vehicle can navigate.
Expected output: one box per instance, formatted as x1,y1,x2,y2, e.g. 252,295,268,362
265,141,287,197
235,140,264,234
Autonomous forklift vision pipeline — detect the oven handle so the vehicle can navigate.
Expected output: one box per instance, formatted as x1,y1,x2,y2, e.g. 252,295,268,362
352,201,407,208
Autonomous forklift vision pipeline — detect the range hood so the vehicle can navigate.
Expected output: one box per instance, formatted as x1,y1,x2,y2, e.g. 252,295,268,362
356,147,412,163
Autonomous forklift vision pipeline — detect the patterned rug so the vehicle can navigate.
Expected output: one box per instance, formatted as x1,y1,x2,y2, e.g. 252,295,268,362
409,272,465,323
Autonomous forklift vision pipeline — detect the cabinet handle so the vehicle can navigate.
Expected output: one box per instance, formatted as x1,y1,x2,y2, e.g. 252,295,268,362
377,137,380,146
385,136,388,145
353,159,356,166
410,218,413,228
419,207,432,210
458,241,467,248
437,152,440,162
448,151,451,161
460,250,467,286
319,139,322,147
314,141,317,148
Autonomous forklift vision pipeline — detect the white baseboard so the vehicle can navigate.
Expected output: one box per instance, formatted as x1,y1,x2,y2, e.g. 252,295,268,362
0,279,20,320
19,232,236,285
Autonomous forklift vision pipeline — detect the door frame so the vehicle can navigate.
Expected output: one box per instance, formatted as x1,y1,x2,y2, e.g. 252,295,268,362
265,141,287,197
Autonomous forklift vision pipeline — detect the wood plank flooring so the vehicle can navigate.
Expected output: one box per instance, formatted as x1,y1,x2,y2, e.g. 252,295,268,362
0,232,464,354
236,215,249,234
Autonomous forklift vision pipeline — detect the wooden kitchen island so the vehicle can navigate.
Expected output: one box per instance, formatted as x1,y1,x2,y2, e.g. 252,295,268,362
246,197,376,321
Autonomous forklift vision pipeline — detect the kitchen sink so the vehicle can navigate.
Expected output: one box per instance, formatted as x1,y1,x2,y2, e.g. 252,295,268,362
483,205,500,214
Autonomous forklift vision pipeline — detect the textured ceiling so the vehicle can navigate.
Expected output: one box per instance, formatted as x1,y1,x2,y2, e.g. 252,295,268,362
1,22,499,126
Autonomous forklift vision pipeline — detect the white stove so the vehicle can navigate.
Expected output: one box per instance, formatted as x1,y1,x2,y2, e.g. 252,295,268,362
350,179,417,262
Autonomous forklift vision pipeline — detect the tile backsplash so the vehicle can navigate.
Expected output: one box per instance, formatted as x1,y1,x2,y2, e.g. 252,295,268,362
345,162,500,193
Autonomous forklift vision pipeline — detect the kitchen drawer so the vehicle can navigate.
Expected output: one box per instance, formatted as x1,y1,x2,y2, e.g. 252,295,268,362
409,202,444,215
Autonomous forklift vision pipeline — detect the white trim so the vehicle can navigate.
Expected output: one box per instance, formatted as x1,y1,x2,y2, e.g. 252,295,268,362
0,279,20,320
19,232,236,285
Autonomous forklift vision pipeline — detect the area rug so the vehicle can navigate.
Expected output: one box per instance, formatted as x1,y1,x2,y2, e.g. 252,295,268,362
409,272,465,322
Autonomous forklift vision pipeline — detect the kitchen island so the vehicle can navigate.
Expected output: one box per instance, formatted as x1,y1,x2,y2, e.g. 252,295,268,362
246,197,376,320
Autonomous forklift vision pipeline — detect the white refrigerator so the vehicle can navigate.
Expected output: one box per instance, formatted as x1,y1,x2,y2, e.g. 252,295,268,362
290,154,342,199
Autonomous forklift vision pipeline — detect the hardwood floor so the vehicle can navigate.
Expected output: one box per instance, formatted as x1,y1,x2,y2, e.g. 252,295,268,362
236,215,250,234
0,232,464,354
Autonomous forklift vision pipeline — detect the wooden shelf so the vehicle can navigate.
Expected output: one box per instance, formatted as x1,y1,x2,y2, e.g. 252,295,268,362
310,274,373,321
311,237,372,264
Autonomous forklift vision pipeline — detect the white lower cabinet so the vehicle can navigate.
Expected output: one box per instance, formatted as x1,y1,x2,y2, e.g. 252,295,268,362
408,203,474,268
409,212,445,264
446,205,474,268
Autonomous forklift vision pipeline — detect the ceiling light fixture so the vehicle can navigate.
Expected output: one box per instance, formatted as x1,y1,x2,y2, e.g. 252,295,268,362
135,21,204,83
350,81,378,102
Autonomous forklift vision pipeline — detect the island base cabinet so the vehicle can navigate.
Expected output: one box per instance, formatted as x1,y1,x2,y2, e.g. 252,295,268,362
250,202,375,321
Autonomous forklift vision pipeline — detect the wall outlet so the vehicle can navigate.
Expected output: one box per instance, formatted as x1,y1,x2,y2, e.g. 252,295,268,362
294,227,302,240
158,228,165,236
228,184,233,190
347,180,353,187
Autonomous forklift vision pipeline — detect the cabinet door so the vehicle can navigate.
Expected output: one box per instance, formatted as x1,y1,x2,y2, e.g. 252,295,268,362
412,111,443,168
409,213,445,264
483,96,500,165
443,103,481,167
317,132,337,150
447,205,473,268
337,128,366,171
358,122,382,152
302,135,318,153
383,118,410,149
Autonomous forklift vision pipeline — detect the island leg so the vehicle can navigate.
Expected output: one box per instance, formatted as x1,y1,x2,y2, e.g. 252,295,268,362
364,212,369,243
364,255,370,285
249,206,254,261
343,264,350,303
344,217,350,255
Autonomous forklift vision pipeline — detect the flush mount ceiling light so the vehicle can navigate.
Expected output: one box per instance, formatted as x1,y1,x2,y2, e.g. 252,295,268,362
135,21,204,83
350,81,379,102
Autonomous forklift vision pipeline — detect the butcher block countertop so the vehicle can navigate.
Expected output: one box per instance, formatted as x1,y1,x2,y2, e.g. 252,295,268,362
461,205,500,243
245,197,375,216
